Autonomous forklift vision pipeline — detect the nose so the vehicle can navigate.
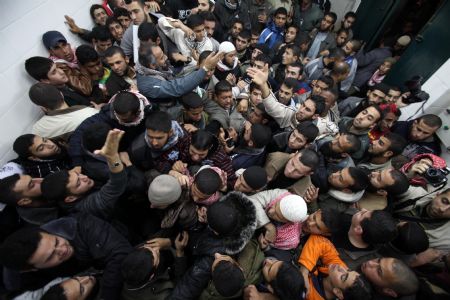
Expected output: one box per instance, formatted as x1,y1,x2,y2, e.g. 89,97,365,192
214,253,221,259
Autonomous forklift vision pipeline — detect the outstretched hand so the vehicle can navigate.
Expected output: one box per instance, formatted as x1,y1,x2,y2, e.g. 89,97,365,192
246,67,268,86
203,51,225,71
94,129,124,159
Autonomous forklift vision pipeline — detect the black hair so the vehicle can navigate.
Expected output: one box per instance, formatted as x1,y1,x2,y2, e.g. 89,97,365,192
384,132,407,156
321,208,343,233
328,47,346,59
199,50,213,64
309,95,326,115
41,284,67,300
317,75,334,89
384,169,409,196
29,83,64,110
212,260,245,297
370,83,390,95
145,111,172,132
336,27,350,36
195,168,222,195
295,121,319,143
418,114,442,129
231,19,244,28
186,14,205,29
282,78,298,91
114,7,131,18
343,133,361,154
0,227,43,270
254,53,272,67
90,4,106,22
348,167,369,192
391,221,429,254
138,43,156,67
181,92,204,109
200,11,216,22
271,262,304,300
112,91,140,115
214,80,232,96
361,210,398,245
348,39,362,52
191,129,216,151
343,274,373,300
250,124,272,148
287,61,304,73
138,22,158,42
285,44,301,58
0,174,22,206
76,45,99,65
104,45,126,59
298,148,320,170
344,11,357,20
324,12,337,24
91,25,113,42
121,248,155,288
82,122,111,153
249,82,261,93
389,259,419,296
106,16,122,28
274,7,288,17
25,56,53,81
13,134,35,158
238,30,251,41
41,171,70,203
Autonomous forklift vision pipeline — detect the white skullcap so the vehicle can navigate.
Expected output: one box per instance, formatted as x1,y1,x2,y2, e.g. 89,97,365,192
219,41,236,53
279,194,308,223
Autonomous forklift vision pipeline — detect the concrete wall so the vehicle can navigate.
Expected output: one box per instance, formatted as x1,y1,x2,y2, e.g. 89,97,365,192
0,0,97,166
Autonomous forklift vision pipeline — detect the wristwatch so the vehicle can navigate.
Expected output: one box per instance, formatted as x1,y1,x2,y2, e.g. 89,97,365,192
185,57,192,65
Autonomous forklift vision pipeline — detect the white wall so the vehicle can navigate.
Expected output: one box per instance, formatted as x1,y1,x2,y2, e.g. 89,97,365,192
0,0,98,166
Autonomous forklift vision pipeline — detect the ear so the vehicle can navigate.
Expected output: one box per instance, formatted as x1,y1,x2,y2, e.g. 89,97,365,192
266,284,274,294
332,287,344,300
38,106,49,113
64,195,78,203
382,287,398,298
156,37,161,46
383,150,393,158
168,128,174,137
369,122,377,129
367,90,371,97
17,198,32,207
125,56,130,64
248,140,254,147
354,225,363,235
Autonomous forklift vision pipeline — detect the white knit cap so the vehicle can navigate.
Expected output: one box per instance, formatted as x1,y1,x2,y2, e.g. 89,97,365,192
219,41,236,53
279,195,308,223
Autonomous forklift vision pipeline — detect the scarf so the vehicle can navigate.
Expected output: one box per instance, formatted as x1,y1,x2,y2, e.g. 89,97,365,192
224,0,240,10
49,47,79,69
189,165,227,206
135,61,174,81
109,91,151,127
184,30,209,51
368,69,386,86
400,153,447,187
216,57,239,72
144,121,185,157
266,192,301,250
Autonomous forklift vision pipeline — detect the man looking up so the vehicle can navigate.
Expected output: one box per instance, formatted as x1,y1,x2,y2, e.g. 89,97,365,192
306,12,338,60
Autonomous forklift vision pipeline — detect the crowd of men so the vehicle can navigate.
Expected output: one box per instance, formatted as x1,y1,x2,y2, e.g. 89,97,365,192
0,0,449,299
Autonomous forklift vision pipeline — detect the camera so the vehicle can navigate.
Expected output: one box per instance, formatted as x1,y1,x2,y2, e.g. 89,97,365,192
403,75,430,104
424,167,450,187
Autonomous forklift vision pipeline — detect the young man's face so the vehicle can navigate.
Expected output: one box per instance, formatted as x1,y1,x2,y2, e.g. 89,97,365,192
336,31,349,47
59,276,97,300
234,174,255,193
105,53,129,76
146,129,170,149
127,1,148,25
368,136,391,156
351,209,373,228
288,129,307,150
117,15,132,29
189,145,209,163
215,90,233,110
235,35,249,52
330,133,352,153
285,27,297,43
328,264,361,296
93,8,108,25
343,16,356,29
108,21,124,41
379,112,398,131
94,39,113,53
250,88,263,105
409,119,439,141
311,79,329,95
197,0,212,12
320,15,334,32
262,258,283,283
295,99,316,121
66,170,95,196
13,175,43,199
185,106,204,122
193,24,205,42
204,20,216,38
385,89,401,103
285,65,301,80
83,59,104,80
45,63,69,86
342,41,354,56
247,106,266,125
328,168,354,189
251,48,263,62
302,209,331,235
223,51,237,67
353,107,380,130
378,61,393,75
274,13,287,28
50,42,75,62
29,136,61,159
250,33,259,48
230,22,243,38
361,257,397,290
367,89,386,105
284,152,312,179
28,232,74,269
282,48,297,65
369,169,395,190
277,84,294,105
427,190,450,219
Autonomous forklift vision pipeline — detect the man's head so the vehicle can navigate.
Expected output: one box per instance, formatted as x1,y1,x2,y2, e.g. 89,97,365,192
351,209,398,245
138,44,169,71
25,57,69,86
302,208,342,236
14,134,62,160
211,253,245,297
91,25,113,54
385,87,401,103
320,133,361,160
42,275,97,300
277,78,296,105
121,246,160,290
76,45,104,80
219,42,237,67
192,168,222,202
368,168,410,196
262,259,304,300
42,31,75,62
106,16,125,42
343,11,357,29
181,92,204,123
201,12,216,38
342,40,362,56
378,57,396,75
328,264,372,300
284,62,304,81
368,132,406,158
367,83,389,105
229,19,244,38
253,53,271,72
409,114,442,141
295,95,325,121
249,83,263,105
0,174,42,207
285,25,299,44
114,7,132,29
126,0,150,25
288,121,319,150
335,28,349,47
284,149,319,179
41,169,95,204
189,130,215,162
273,7,288,28
28,82,65,112
90,4,108,25
138,22,160,45
186,14,206,42
328,167,369,193
324,48,346,67
282,45,300,65
214,80,233,110
235,30,251,52
145,111,173,150
250,29,260,48
111,91,142,124
105,46,129,76
247,103,271,125
242,122,272,149
352,105,382,130
234,166,267,193
251,44,269,63
198,50,215,80
361,257,419,297
426,188,450,219
311,76,334,95
330,61,350,83
319,12,337,32
267,194,307,223
0,228,74,270
197,0,215,12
